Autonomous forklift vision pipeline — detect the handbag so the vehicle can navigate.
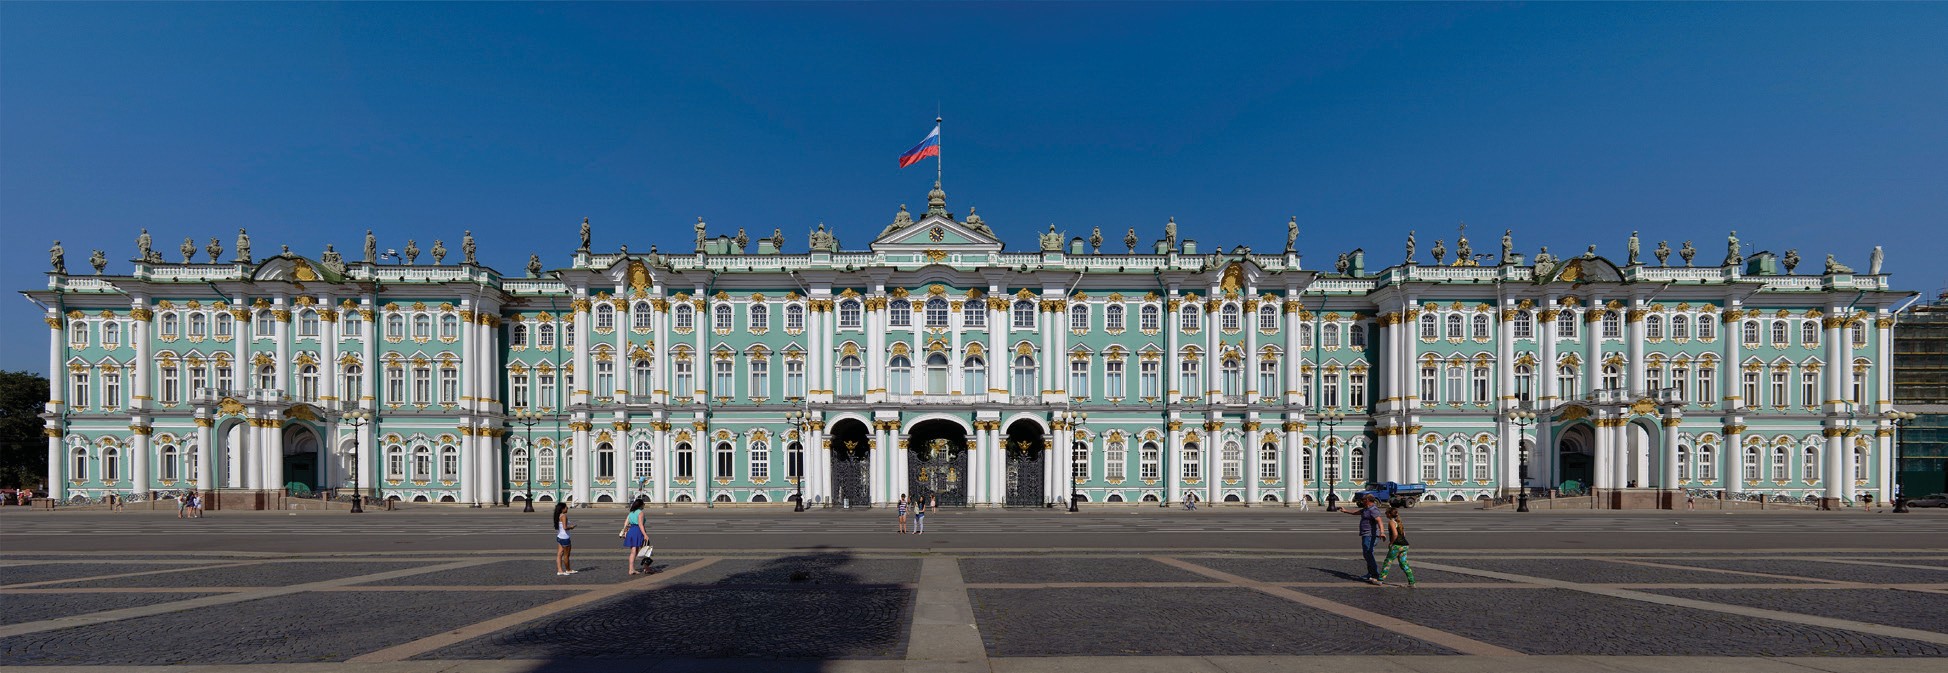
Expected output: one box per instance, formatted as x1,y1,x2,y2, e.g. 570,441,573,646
638,545,654,559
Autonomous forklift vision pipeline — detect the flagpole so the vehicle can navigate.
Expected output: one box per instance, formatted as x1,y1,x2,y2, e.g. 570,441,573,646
935,116,943,186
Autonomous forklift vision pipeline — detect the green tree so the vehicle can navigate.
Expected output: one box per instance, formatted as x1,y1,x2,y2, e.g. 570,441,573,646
0,371,51,488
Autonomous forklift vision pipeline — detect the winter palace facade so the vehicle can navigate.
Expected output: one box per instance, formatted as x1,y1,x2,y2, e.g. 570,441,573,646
28,185,1915,509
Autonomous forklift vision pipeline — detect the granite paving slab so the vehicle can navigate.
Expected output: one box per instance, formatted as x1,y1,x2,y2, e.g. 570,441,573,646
1645,589,1948,633
1655,559,1948,584
668,555,920,586
1435,558,1818,584
0,589,574,664
969,587,1454,656
1307,586,1948,656
0,592,224,626
960,556,1207,583
1190,556,1511,584
2,562,198,586
41,561,437,589
420,586,914,660
357,558,698,586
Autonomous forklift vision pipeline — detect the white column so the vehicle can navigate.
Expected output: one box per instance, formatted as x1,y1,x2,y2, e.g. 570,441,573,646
1661,415,1681,491
1245,422,1262,505
1284,421,1301,503
273,295,291,396
132,427,152,497
1724,424,1744,495
195,417,214,491
1167,420,1183,505
1627,302,1646,395
131,298,152,410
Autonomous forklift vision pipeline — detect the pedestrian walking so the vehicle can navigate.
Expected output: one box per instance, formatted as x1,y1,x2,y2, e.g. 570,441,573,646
1685,491,1696,511
1341,493,1388,585
1184,491,1198,511
1376,506,1416,587
176,492,188,519
553,502,577,576
621,498,650,576
1298,495,1311,512
913,496,927,534
897,494,909,534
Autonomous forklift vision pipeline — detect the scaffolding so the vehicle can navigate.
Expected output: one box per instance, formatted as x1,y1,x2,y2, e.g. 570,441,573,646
1894,290,1948,496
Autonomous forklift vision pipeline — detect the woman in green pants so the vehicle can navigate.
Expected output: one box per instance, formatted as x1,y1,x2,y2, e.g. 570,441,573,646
1377,506,1416,587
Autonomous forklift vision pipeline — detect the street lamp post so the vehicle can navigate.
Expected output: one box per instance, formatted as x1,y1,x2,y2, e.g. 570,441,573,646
1320,410,1345,511
1068,410,1088,513
786,409,808,512
343,409,371,514
1887,410,1917,513
514,410,543,513
1510,409,1537,512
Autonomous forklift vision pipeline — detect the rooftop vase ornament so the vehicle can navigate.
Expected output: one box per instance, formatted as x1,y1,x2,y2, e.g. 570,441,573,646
1655,240,1671,267
1431,239,1446,265
1335,252,1349,275
1783,249,1801,274
1125,227,1139,253
770,228,785,252
207,237,223,264
403,239,419,264
1090,226,1103,254
90,249,106,274
735,227,749,253
1680,240,1696,267
431,240,447,265
180,237,195,263
1454,223,1471,264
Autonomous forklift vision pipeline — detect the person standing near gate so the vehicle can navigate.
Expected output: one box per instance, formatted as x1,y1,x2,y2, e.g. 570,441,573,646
913,495,927,534
897,494,909,534
1341,493,1389,585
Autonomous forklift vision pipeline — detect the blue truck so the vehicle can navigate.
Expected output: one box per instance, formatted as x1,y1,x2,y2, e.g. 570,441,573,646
1354,481,1429,508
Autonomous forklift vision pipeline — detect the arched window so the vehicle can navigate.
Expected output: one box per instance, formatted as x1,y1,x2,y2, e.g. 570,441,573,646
1070,303,1090,331
1260,442,1279,481
296,310,319,337
1012,354,1038,395
386,314,406,339
594,303,615,331
715,441,735,480
1743,446,1760,481
964,355,986,394
511,448,529,483
160,444,180,481
1419,313,1438,339
412,314,432,340
1140,304,1160,331
925,353,949,395
1220,357,1243,397
1556,311,1577,338
1445,314,1463,340
1602,365,1622,391
104,321,124,347
1447,445,1465,481
1853,446,1868,480
787,441,803,482
71,447,88,481
674,304,695,331
1770,320,1788,345
1850,322,1867,347
1513,311,1534,339
1107,439,1128,481
1770,447,1789,481
1349,446,1367,481
751,440,770,481
838,300,861,328
713,304,732,329
633,359,652,397
1072,440,1089,481
595,443,615,480
1179,353,1201,397
1258,305,1278,332
594,357,615,398
103,447,121,482
1420,444,1439,482
632,302,653,330
1557,365,1579,397
1258,357,1279,398
1472,314,1491,340
1602,312,1622,339
1323,324,1341,348
413,446,433,481
672,348,695,395
1473,444,1490,481
1350,324,1367,348
1742,320,1760,344
1672,314,1690,339
888,299,911,327
888,355,912,394
1221,441,1242,481
1140,442,1161,481
1514,363,1535,401
1013,300,1037,328
536,323,556,349
1646,315,1663,340
1221,304,1241,331
441,445,460,481
674,442,694,480
1798,320,1817,347
1803,446,1819,482
1181,305,1202,332
1472,365,1490,403
1697,444,1716,481
298,364,319,401
1182,442,1202,480
1107,304,1127,331
538,447,557,482
629,441,653,483
188,313,208,337
838,355,864,396
785,303,805,331
257,364,276,391
749,303,769,331
215,311,235,337
1325,445,1342,483
926,298,949,328
512,323,529,347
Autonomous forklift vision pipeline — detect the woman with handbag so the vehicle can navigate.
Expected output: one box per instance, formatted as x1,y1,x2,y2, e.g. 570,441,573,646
553,502,577,576
621,498,650,576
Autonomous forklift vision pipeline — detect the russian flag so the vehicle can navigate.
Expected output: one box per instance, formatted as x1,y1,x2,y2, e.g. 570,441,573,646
898,124,941,168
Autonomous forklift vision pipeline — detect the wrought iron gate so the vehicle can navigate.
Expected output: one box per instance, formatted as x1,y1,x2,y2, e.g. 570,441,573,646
909,438,968,507
1004,449,1045,507
830,453,870,508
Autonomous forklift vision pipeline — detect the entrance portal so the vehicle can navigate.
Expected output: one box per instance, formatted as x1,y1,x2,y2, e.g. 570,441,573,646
907,420,969,507
828,419,871,508
1557,423,1595,492
1004,420,1047,507
283,424,323,493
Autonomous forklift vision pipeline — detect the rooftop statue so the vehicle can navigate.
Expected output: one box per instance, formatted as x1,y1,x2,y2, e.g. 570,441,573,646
1627,231,1640,265
1534,246,1556,278
1164,217,1177,247
463,230,476,264
365,229,377,263
580,217,592,251
694,217,708,251
1405,230,1416,264
1286,216,1299,253
1584,244,1597,259
527,253,543,278
49,240,64,274
136,228,153,261
1824,254,1853,275
1040,224,1063,252
963,206,994,236
90,249,106,275
1501,229,1514,264
880,205,915,239
809,222,838,252
236,228,252,264
321,245,344,274
1870,245,1884,275
1724,230,1741,266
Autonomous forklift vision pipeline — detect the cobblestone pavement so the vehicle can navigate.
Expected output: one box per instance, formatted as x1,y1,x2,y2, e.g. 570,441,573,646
2,509,1946,670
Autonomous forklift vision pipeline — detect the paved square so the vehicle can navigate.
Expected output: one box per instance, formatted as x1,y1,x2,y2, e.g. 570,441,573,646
970,586,1455,656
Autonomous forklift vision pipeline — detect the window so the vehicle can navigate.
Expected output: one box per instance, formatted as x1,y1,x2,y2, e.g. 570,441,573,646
1602,312,1622,339
69,321,87,347
674,304,695,331
1258,358,1278,398
1513,311,1534,339
750,358,769,398
633,359,652,397
1106,358,1127,398
963,356,985,394
1707,318,1724,344
1770,320,1788,345
1220,357,1242,397
104,321,123,347
70,371,90,409
593,359,615,398
188,313,208,338
1419,313,1438,340
216,312,235,337
1472,366,1490,403
1350,325,1367,348
1742,320,1760,344
1770,447,1788,481
441,446,460,481
675,443,694,480
412,314,431,340
413,365,431,403
1850,322,1867,347
386,366,406,403
1182,442,1201,480
787,442,803,483
1420,445,1439,481
1069,358,1090,397
1107,440,1127,481
537,323,556,349
838,300,862,328
1801,371,1817,407
103,447,120,482
783,359,805,398
160,445,179,481
1515,364,1534,401
1259,305,1278,332
441,366,459,404
751,441,770,481
1556,311,1577,338
838,355,863,396
1801,321,1819,346
963,302,984,327
1446,314,1463,340
1323,373,1340,407
592,443,614,480
1260,443,1279,480
1602,365,1622,392
714,357,734,395
1070,303,1089,331
538,372,558,408
672,350,694,395
1648,365,1665,393
1073,440,1089,481
1698,444,1715,481
1677,446,1691,481
1139,359,1160,398
1853,446,1868,480
594,303,615,331
512,448,529,483
1221,304,1241,331
1179,355,1201,397
1447,445,1465,481
1646,315,1663,340
1672,314,1689,339
71,447,89,481
889,355,912,394
256,364,276,391
1350,447,1367,481
633,302,653,331
1140,305,1160,332
1447,365,1465,402
412,446,432,481
1012,355,1037,395
1743,370,1761,406
1698,365,1716,403
512,372,530,409
1350,373,1368,407
1474,445,1491,481
1851,367,1865,404
512,324,529,347
298,310,320,337
926,298,949,328
1013,300,1037,328
715,442,734,481
1181,305,1201,332
889,299,911,327
387,314,412,341
1743,447,1760,481
538,447,556,482
1221,441,1242,481
1803,446,1819,482
102,371,120,409
1472,314,1491,340
1325,445,1342,483
1558,365,1579,397
1140,442,1160,481
1301,446,1314,482
298,365,319,401
750,303,769,331
785,303,805,331
713,304,731,330
1323,324,1341,348
1419,365,1438,402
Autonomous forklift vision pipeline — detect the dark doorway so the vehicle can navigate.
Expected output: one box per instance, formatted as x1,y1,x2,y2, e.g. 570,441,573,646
1557,423,1595,492
908,420,969,507
1004,419,1047,507
828,419,871,508
282,424,322,493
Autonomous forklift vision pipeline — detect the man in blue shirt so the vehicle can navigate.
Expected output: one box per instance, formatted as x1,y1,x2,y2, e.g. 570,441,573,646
1341,493,1389,585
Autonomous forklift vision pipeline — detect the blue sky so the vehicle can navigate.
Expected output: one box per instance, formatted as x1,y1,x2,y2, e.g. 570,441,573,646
4,3,1945,375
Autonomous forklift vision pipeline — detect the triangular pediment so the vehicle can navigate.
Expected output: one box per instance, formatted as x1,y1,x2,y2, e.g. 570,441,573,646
871,214,1004,253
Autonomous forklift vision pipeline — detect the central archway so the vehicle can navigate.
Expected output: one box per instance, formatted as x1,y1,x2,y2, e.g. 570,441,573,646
282,423,323,493
907,419,969,507
1003,419,1047,507
1557,423,1595,491
827,418,871,508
